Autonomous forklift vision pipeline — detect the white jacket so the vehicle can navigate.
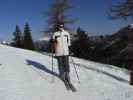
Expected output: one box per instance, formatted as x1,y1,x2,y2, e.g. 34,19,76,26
52,29,71,56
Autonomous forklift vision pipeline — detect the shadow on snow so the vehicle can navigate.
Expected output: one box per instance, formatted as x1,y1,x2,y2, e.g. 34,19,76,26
26,59,60,79
72,62,129,83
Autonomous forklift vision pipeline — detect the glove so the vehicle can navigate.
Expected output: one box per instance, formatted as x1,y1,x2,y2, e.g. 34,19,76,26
69,51,74,56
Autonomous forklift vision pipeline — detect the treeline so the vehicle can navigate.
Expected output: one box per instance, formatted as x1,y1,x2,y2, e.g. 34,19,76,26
70,25,132,70
10,22,35,50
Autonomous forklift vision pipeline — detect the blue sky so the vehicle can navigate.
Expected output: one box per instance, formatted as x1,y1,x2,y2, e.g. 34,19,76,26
0,0,131,41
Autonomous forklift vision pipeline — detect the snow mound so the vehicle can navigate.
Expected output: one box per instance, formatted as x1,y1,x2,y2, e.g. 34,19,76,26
0,44,133,100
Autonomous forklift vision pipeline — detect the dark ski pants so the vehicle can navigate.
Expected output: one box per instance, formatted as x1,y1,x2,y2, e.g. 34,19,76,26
129,61,133,85
56,56,70,77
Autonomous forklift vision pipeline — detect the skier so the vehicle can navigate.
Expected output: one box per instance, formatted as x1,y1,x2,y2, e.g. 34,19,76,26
51,24,76,91
52,24,71,80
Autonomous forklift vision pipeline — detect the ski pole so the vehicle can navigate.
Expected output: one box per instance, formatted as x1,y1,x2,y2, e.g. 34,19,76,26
70,56,80,83
51,47,54,83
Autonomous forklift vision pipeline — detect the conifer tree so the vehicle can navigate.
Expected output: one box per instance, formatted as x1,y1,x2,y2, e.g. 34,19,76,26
109,0,133,20
71,27,90,59
23,23,35,50
45,0,75,33
12,25,23,48
109,0,133,86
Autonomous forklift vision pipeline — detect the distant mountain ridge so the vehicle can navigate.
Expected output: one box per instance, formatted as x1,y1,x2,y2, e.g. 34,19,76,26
78,24,133,70
100,24,133,69
111,24,133,41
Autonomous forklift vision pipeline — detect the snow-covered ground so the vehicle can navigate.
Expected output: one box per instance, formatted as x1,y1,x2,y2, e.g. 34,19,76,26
0,44,133,100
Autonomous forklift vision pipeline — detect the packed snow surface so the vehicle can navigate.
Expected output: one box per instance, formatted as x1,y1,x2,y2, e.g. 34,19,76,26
0,44,133,100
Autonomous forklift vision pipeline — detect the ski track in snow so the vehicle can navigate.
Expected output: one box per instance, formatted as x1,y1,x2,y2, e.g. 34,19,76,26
0,44,133,100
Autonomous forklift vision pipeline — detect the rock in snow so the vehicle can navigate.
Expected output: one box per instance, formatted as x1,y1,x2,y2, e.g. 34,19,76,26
0,44,133,100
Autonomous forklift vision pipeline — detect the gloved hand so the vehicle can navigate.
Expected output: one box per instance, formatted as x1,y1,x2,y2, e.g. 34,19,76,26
49,38,54,44
69,51,74,56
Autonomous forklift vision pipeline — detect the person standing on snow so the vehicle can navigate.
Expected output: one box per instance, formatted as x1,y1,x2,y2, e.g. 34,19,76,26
51,24,71,82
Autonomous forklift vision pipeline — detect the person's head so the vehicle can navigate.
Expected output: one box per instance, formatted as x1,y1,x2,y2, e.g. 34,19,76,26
55,23,64,32
59,24,64,28
58,24,64,31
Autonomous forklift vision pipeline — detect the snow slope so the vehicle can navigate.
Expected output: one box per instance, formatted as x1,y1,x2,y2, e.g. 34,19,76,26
0,44,133,100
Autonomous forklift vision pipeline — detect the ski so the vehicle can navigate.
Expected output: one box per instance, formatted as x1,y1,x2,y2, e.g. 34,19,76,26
63,78,77,92
68,82,77,92
63,79,71,90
